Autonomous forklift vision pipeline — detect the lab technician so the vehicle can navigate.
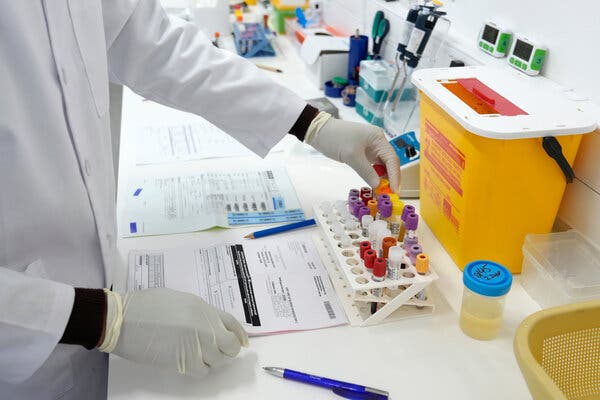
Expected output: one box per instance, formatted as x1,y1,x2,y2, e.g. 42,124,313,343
0,1,400,399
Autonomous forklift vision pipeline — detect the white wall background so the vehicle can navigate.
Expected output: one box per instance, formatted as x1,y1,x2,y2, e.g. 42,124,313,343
322,0,600,246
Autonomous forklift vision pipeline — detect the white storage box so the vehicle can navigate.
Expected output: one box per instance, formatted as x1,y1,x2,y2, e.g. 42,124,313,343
521,230,600,308
300,36,348,89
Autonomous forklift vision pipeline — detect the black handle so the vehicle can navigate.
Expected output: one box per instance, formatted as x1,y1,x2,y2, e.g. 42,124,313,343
542,136,575,183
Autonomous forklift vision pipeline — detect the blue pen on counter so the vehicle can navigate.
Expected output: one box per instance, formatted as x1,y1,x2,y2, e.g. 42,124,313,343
244,219,316,239
263,367,389,400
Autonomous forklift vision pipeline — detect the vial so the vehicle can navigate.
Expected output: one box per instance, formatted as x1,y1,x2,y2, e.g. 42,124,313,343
399,205,416,241
387,246,403,280
415,253,429,308
403,213,419,249
360,214,374,237
459,260,513,340
371,258,387,314
408,243,422,265
389,199,405,239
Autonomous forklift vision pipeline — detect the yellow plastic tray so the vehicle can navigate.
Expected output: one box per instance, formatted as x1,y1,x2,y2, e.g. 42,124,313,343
514,300,600,400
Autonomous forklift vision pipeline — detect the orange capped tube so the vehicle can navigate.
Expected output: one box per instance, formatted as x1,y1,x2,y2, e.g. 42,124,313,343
416,253,429,275
374,178,392,196
382,237,397,258
367,199,378,217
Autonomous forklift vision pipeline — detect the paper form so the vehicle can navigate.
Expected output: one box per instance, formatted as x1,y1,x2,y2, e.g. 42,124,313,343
128,232,347,335
121,167,304,237
134,120,289,164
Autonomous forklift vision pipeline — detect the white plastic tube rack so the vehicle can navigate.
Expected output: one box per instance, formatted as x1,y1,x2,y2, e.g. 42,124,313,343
312,203,438,326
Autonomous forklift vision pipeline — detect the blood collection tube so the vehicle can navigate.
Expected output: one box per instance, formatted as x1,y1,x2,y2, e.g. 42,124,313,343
373,164,387,177
348,189,360,201
387,245,403,280
374,178,392,196
360,186,371,198
352,200,365,217
399,204,416,241
375,228,392,257
389,200,404,238
359,241,371,259
403,213,419,249
361,191,373,205
371,257,387,314
408,244,422,265
377,193,391,205
376,200,392,228
368,220,387,243
361,214,374,237
357,206,370,225
348,196,359,213
364,249,377,271
415,253,430,308
367,199,378,217
382,237,397,258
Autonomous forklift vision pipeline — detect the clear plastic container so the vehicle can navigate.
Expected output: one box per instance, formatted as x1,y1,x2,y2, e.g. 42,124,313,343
521,230,600,309
355,87,383,127
459,260,513,340
358,60,396,103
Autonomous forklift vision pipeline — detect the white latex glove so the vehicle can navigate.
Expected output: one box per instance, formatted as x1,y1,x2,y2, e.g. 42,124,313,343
305,112,401,192
98,288,249,377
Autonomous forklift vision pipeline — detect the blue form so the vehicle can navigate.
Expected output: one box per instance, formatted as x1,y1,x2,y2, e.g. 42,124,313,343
228,208,305,225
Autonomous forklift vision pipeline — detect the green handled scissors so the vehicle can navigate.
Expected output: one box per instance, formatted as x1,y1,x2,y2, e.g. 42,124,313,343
372,10,390,57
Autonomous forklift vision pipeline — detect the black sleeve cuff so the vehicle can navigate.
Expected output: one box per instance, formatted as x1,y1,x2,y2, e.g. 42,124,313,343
60,288,106,350
288,104,320,142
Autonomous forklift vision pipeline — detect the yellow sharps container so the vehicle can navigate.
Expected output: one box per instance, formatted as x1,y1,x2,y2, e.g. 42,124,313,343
411,66,597,273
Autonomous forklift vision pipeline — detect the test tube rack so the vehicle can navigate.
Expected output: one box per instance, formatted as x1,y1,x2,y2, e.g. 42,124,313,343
232,23,276,58
312,203,438,327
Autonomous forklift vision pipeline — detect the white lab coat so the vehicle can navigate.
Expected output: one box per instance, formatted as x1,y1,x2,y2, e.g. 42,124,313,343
0,1,306,398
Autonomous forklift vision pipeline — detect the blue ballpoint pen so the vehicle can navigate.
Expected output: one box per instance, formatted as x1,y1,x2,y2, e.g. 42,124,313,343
263,367,389,400
244,219,316,239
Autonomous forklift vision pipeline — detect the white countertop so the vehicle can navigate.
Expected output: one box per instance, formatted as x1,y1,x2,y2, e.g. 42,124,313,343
108,33,539,400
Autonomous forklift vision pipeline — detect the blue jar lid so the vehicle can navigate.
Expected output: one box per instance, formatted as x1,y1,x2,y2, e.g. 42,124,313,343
463,260,513,297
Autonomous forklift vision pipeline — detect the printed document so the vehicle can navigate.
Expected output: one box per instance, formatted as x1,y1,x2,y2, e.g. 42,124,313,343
121,167,304,237
128,232,347,335
134,120,288,164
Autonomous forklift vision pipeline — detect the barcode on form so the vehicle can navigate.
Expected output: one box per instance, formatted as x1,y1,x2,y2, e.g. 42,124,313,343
323,301,336,320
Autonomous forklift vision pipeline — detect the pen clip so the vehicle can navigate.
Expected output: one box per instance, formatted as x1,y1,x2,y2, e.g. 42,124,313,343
332,388,388,400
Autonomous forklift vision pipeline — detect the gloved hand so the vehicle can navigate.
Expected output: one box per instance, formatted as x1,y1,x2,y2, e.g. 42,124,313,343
98,288,249,377
305,112,401,192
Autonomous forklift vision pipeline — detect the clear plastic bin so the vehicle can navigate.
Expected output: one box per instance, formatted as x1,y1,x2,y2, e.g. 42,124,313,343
521,230,600,309
355,87,383,127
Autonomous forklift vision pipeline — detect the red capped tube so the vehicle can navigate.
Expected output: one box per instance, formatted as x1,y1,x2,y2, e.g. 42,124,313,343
364,250,377,270
359,241,371,259
373,257,387,279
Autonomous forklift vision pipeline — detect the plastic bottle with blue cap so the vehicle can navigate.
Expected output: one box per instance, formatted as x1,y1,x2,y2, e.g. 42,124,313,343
459,260,513,340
